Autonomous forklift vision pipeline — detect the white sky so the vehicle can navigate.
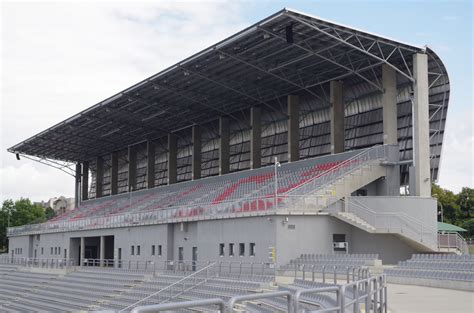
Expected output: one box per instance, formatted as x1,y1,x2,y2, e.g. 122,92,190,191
1,1,472,202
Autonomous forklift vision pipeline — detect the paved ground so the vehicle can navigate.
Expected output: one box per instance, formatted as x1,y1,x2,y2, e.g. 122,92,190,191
388,283,474,313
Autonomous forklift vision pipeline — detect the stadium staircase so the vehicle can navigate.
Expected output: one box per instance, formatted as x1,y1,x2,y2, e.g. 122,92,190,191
284,145,438,252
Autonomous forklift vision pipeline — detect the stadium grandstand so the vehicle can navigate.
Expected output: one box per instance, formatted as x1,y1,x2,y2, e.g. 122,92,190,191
2,8,470,313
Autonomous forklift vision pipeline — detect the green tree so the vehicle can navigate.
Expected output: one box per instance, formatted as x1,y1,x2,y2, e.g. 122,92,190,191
457,187,474,219
0,198,46,251
44,207,57,220
460,218,474,238
432,184,460,224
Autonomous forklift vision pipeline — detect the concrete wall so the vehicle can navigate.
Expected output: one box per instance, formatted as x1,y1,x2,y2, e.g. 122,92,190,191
275,215,353,267
9,209,434,266
350,229,417,265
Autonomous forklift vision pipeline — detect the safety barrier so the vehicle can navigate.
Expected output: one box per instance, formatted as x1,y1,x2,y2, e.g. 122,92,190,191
129,274,388,313
289,263,370,284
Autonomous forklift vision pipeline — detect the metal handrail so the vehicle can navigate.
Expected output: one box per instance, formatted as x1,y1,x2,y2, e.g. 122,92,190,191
120,262,217,312
7,147,392,237
294,286,341,313
348,197,438,248
438,231,469,254
130,298,226,313
228,290,293,313
287,145,391,196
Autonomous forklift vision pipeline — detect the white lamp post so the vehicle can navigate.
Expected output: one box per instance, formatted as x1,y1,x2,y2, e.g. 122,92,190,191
274,156,281,209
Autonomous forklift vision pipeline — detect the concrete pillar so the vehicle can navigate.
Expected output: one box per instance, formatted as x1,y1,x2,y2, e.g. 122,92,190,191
288,95,300,162
95,156,104,198
128,145,137,192
80,237,85,266
168,134,177,184
330,81,345,154
412,53,431,197
147,141,155,189
192,126,201,180
81,162,89,201
100,236,105,266
250,107,261,169
111,152,119,195
382,64,398,145
219,117,230,175
382,64,401,196
75,163,81,208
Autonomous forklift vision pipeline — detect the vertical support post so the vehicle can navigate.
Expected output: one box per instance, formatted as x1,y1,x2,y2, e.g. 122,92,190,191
192,126,201,180
287,95,300,162
412,53,431,197
80,237,85,266
74,163,81,208
100,236,105,267
382,64,401,196
382,64,398,145
128,145,137,192
95,156,104,198
147,141,155,189
111,152,119,195
330,80,345,154
81,162,89,201
250,107,261,169
168,134,177,185
219,117,230,175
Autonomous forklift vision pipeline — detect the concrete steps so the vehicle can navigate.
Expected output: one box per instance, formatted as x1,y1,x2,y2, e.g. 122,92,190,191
336,212,376,232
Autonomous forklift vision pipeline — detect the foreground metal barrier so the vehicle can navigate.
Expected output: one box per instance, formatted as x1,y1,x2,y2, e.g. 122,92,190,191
121,262,218,312
291,263,370,283
0,256,76,269
128,274,387,313
131,298,226,313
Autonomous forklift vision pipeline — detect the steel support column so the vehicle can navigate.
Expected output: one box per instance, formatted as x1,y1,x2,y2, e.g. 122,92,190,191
288,95,300,162
111,152,119,195
330,81,344,154
128,145,137,192
168,134,177,184
100,236,105,267
192,126,201,180
75,163,81,208
80,237,85,266
250,107,262,169
412,53,431,197
81,162,89,201
219,117,230,175
147,141,155,189
95,156,104,198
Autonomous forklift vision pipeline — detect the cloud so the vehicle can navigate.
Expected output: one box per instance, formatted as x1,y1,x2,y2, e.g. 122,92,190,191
437,107,474,192
1,1,248,202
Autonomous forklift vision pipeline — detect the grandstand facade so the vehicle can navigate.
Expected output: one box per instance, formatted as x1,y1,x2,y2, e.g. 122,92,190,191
7,8,453,268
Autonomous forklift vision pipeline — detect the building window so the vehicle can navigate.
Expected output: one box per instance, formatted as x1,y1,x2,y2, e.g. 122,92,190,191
249,243,256,256
151,245,156,256
239,243,245,256
51,247,53,254
158,245,162,256
137,245,141,256
229,243,234,256
131,245,135,256
41,247,44,255
219,243,225,257
58,247,61,255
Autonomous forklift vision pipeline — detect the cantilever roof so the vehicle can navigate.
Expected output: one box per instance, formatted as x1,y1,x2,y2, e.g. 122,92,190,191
8,8,447,164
